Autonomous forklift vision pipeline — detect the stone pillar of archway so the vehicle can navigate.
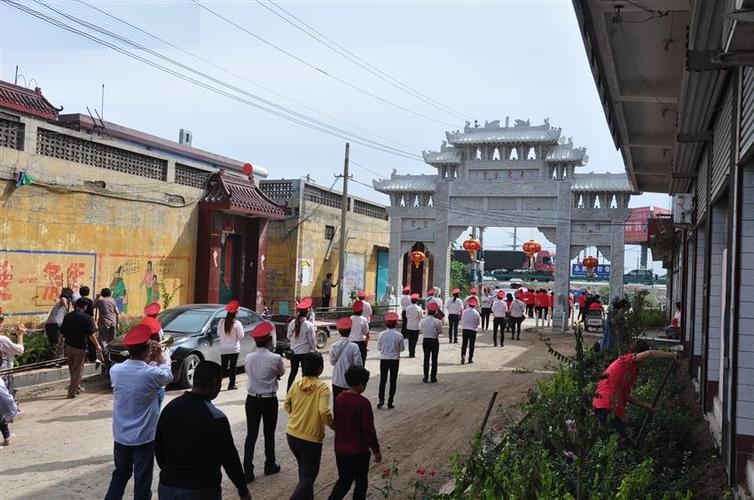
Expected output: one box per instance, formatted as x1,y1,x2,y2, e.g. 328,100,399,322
610,219,626,301
553,181,572,331
388,220,404,295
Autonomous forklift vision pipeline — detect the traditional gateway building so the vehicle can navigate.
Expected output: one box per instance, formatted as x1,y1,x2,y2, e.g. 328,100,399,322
573,0,754,492
374,118,635,329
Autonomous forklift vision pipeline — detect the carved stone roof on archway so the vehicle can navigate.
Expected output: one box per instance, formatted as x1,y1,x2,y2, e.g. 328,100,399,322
546,143,588,163
571,173,635,193
445,119,562,145
373,174,438,192
422,149,462,164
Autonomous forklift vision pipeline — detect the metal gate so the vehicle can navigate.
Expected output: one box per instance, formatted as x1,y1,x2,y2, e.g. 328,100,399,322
711,83,733,201
742,67,754,160
696,148,709,221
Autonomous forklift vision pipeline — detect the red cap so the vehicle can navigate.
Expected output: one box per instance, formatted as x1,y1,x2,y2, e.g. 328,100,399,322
297,297,313,310
123,324,152,347
427,302,439,313
410,293,420,300
357,291,366,300
225,299,240,313
384,312,399,322
452,288,460,295
336,317,352,332
497,290,504,298
403,286,411,293
467,296,479,307
470,287,478,294
141,317,161,335
143,302,161,317
251,322,275,340
426,288,435,296
352,301,364,313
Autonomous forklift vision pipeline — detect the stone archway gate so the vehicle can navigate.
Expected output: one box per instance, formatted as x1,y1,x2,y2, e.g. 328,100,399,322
374,118,635,330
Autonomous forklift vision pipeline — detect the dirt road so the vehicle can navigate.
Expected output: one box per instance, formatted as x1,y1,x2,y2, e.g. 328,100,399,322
0,321,574,499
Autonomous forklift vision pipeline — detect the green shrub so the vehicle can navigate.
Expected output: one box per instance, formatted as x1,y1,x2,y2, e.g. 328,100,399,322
13,331,53,366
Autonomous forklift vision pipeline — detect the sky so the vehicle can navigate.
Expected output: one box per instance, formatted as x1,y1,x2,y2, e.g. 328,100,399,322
0,0,670,273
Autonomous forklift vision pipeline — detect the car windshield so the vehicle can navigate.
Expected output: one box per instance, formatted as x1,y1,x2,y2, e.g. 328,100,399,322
159,309,214,334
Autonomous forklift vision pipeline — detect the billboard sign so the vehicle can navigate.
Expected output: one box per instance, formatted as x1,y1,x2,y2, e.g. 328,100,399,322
571,263,611,278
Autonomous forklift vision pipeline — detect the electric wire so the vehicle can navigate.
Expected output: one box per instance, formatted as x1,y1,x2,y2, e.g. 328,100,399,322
254,0,469,121
190,0,460,128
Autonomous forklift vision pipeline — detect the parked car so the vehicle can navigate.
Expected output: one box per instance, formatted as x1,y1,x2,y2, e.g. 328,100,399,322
104,304,279,388
623,269,655,285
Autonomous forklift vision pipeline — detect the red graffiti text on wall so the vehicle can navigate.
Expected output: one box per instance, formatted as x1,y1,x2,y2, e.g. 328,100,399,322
0,260,13,300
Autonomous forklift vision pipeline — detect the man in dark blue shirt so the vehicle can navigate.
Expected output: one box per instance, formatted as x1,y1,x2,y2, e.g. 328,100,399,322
155,361,250,500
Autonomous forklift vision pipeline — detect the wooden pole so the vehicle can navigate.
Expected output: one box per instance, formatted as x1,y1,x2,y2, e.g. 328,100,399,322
337,143,350,307
635,359,676,445
480,391,499,434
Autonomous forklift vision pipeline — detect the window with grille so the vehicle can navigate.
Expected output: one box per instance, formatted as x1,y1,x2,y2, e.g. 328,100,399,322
325,225,335,240
175,163,211,189
353,199,388,220
0,118,23,150
36,128,167,180
304,184,341,208
260,181,294,201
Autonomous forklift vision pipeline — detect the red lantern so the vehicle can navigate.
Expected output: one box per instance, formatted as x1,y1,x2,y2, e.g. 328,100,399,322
462,238,481,260
522,240,541,269
410,251,426,268
582,256,599,277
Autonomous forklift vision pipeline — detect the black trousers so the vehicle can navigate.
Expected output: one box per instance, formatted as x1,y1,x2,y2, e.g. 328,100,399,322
378,359,399,404
510,316,523,338
401,311,408,337
327,452,370,500
220,353,239,388
447,314,460,342
333,385,347,407
492,317,506,346
461,329,477,361
244,395,278,473
322,294,331,309
422,338,439,381
537,306,549,320
354,340,367,365
481,308,491,330
287,433,322,500
288,353,305,392
526,304,535,318
0,418,9,439
45,323,60,350
406,330,419,357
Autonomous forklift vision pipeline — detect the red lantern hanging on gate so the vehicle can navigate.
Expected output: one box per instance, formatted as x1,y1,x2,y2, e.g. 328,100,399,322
462,238,482,261
522,240,541,269
582,255,599,277
410,250,426,268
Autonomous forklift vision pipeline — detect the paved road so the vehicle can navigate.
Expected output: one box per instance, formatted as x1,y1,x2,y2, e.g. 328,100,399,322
0,319,574,499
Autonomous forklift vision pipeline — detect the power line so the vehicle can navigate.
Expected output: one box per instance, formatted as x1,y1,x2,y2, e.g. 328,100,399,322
191,0,460,128
255,0,469,122
5,0,422,162
72,0,420,154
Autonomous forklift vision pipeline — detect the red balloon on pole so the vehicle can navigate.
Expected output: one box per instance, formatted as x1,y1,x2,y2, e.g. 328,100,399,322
242,163,253,176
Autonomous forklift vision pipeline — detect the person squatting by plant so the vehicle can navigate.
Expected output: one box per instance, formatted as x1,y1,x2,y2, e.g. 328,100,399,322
592,340,680,437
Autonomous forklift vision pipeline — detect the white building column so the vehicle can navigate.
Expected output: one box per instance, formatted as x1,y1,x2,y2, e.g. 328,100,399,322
553,181,572,331
609,219,625,301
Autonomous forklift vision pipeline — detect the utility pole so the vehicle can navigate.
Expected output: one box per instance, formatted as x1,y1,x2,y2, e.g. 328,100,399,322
512,227,517,251
337,142,350,307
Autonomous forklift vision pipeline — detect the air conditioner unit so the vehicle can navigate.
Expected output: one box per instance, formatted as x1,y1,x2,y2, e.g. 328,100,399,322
672,194,693,225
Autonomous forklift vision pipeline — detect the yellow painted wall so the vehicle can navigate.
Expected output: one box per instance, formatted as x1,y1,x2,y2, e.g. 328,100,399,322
0,147,200,322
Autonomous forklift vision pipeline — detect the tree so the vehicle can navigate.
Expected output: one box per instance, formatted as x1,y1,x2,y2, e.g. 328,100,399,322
450,260,471,298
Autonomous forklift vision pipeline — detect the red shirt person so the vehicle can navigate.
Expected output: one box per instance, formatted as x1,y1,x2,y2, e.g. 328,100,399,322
592,341,679,435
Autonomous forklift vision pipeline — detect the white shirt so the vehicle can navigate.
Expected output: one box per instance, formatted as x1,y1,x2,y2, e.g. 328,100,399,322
0,335,24,370
445,297,463,315
482,294,494,308
287,319,317,354
399,294,412,312
0,376,17,422
420,316,443,340
245,347,285,395
349,315,370,342
110,358,174,445
491,299,508,318
377,328,404,360
460,308,481,331
510,299,526,318
330,337,362,388
217,319,244,354
360,300,373,321
404,303,423,330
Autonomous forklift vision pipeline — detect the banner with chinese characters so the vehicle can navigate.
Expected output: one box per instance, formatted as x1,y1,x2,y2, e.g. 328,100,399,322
0,250,97,316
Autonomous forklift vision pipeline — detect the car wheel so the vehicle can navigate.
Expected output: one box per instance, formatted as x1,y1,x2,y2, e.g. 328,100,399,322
316,329,328,350
179,353,201,389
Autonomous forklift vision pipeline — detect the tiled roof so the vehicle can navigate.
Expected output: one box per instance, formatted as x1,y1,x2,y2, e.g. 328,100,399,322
200,170,288,218
546,144,588,163
0,80,60,120
423,149,462,164
570,173,634,192
446,120,562,145
373,174,438,193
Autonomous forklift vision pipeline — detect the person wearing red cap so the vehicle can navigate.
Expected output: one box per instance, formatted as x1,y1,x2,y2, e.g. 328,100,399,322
480,287,494,332
508,293,526,340
141,317,170,407
464,287,479,308
491,290,508,347
349,301,370,364
377,312,403,409
287,298,317,392
525,289,536,319
244,322,285,482
445,288,462,343
404,293,423,358
460,297,481,364
331,317,363,405
420,302,442,383
105,324,174,500
218,300,245,391
356,291,373,322
399,286,411,338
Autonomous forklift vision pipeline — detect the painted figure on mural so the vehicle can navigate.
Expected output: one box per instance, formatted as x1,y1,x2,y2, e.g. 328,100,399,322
141,261,156,306
110,266,128,314
151,274,161,305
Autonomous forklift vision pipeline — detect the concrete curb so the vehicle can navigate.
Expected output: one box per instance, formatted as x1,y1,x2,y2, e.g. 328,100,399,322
12,363,103,389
